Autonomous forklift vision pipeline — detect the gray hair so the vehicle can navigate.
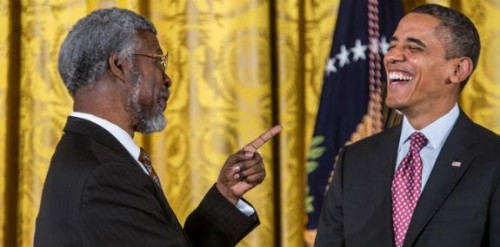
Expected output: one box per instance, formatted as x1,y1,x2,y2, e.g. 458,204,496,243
411,4,480,87
58,8,156,96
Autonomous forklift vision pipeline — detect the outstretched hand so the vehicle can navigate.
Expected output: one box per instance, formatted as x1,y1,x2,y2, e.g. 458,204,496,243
216,125,282,204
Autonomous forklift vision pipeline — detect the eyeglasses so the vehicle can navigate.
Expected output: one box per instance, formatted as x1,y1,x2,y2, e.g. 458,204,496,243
132,51,169,74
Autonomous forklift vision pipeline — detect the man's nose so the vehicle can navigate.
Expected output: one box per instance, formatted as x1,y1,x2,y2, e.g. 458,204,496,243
385,46,405,64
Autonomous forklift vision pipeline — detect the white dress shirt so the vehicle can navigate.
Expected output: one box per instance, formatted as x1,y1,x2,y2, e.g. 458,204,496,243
396,104,459,191
70,112,255,216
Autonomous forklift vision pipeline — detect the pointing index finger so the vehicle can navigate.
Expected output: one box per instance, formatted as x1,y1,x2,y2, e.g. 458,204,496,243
243,125,282,152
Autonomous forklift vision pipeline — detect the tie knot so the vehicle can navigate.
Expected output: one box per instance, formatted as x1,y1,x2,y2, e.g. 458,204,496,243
410,132,428,152
139,147,152,165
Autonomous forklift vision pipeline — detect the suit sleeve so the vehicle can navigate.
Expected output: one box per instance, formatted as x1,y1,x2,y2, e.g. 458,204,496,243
314,148,347,247
81,162,186,247
184,184,260,247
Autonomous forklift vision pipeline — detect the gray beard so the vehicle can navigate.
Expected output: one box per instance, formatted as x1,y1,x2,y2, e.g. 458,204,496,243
127,69,166,134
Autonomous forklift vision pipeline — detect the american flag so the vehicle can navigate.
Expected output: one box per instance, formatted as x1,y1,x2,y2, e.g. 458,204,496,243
305,0,404,232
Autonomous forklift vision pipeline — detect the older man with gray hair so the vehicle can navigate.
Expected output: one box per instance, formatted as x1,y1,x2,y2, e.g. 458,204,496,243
35,8,281,247
314,4,500,247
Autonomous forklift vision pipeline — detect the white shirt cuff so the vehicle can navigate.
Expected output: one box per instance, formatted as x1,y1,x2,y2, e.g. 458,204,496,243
235,199,255,216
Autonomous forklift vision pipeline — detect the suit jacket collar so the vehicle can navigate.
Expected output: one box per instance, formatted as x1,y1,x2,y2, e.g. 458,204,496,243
403,110,479,247
64,116,138,165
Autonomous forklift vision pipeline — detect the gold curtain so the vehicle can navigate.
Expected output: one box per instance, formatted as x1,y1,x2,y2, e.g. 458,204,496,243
0,1,10,244
0,0,498,247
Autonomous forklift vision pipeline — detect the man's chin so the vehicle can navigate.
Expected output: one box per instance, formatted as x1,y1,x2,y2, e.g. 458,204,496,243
136,114,167,134
384,99,405,116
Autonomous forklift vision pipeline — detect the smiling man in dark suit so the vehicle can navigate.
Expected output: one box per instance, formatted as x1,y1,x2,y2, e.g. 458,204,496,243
314,4,500,247
34,8,281,247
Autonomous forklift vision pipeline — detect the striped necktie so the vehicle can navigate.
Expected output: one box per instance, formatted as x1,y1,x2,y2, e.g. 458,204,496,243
138,147,162,187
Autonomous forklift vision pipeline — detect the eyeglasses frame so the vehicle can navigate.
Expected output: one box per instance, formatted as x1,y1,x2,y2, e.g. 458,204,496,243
131,51,169,74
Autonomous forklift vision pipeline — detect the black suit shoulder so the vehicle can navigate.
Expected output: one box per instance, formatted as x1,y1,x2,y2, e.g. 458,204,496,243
468,119,500,143
341,124,401,155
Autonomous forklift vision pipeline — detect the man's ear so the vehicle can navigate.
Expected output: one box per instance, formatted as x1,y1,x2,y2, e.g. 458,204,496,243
449,57,473,84
108,53,127,82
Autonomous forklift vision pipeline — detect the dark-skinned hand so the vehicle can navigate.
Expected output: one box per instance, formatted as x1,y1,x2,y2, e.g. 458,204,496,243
216,125,282,204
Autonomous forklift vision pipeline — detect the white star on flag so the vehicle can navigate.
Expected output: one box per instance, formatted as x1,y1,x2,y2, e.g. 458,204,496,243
325,58,337,76
336,45,350,68
351,39,367,61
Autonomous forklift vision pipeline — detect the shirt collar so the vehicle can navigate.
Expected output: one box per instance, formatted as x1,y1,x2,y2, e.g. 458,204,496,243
70,112,141,161
399,104,459,150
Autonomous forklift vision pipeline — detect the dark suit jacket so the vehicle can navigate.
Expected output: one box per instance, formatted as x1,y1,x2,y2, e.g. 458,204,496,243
315,111,500,247
35,117,259,247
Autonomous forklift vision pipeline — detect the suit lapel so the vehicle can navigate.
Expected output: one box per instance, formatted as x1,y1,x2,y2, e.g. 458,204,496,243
151,182,191,245
403,112,479,247
373,126,401,199
380,127,402,245
150,181,181,226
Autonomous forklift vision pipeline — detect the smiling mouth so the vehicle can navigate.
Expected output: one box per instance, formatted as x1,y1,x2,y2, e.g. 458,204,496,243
388,72,413,84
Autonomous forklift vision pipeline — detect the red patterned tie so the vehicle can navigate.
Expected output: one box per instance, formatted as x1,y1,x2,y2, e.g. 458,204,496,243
138,147,162,187
391,132,428,247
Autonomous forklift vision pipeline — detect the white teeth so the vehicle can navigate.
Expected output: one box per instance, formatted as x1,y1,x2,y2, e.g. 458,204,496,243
389,72,412,81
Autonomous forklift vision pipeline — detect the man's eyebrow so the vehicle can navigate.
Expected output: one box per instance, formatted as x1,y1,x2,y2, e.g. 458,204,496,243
389,36,426,49
406,37,427,48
